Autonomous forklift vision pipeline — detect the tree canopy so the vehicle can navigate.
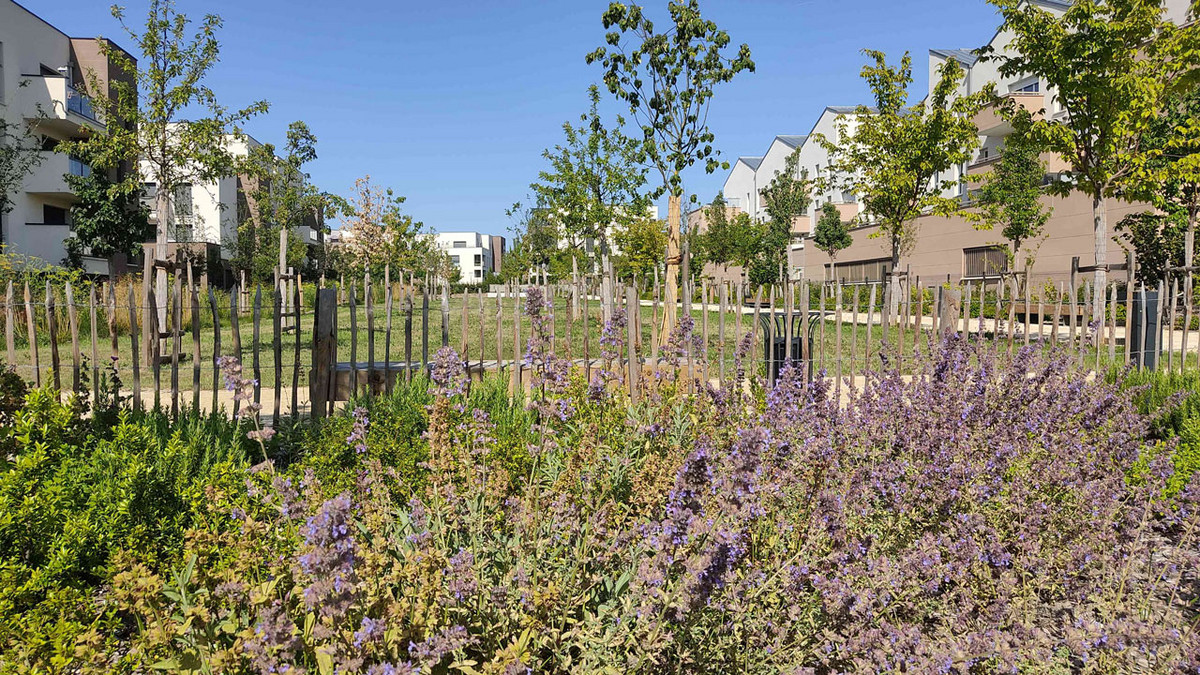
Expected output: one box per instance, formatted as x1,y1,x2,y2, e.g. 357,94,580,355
813,202,853,262
819,50,982,269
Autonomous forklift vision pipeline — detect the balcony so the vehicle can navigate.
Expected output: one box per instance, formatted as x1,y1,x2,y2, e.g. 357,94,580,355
20,76,103,135
24,152,90,199
972,92,1045,137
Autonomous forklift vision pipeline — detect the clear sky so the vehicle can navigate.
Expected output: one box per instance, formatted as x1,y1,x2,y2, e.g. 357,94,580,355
35,0,1003,237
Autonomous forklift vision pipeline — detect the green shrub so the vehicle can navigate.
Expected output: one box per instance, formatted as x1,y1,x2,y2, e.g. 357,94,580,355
0,393,253,668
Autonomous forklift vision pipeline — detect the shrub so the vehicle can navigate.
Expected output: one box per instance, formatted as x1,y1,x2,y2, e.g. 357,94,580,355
68,336,1200,674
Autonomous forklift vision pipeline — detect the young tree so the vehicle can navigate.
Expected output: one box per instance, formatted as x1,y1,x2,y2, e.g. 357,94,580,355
962,112,1052,280
61,1,268,319
613,215,667,280
230,121,336,282
0,120,43,244
63,170,151,270
341,175,426,277
588,0,754,337
758,148,812,280
503,201,560,282
700,193,764,276
984,0,1196,311
813,202,853,262
531,86,649,276
1130,81,1200,291
1115,211,1187,286
819,50,982,272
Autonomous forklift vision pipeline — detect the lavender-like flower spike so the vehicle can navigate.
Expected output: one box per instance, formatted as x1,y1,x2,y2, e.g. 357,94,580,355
348,406,370,454
430,346,467,398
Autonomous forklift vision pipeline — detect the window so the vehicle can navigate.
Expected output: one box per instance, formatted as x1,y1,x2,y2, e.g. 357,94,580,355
453,240,467,248
451,255,461,266
0,42,5,104
1012,79,1040,93
832,257,892,284
963,246,1009,278
474,269,482,278
474,254,482,265
43,204,67,225
173,184,193,217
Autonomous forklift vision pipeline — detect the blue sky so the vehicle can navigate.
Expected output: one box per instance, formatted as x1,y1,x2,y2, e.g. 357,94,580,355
36,0,1003,237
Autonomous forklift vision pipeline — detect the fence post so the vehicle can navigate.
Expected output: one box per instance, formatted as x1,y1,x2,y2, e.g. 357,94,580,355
311,288,337,419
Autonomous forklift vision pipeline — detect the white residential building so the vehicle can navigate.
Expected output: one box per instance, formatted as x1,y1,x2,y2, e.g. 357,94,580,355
140,131,322,265
0,0,134,274
434,231,498,283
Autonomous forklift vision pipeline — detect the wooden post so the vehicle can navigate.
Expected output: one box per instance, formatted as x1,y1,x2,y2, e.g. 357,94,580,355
440,282,450,348
171,274,181,417
25,283,39,388
292,279,302,416
89,286,99,404
718,283,727,387
405,285,415,383
190,268,201,412
626,285,638,401
272,286,283,424
866,284,877,370
421,281,430,373
4,282,13,367
252,286,262,409
850,284,860,379
939,286,961,338
350,282,359,397
384,266,394,394
230,284,243,417
108,283,118,362
835,281,843,395
366,273,376,394
209,287,221,413
65,283,80,393
311,289,337,419
128,283,141,410
45,283,61,392
511,282,521,394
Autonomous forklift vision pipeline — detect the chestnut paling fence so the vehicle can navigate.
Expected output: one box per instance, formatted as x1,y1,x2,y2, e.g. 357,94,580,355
1,260,1197,421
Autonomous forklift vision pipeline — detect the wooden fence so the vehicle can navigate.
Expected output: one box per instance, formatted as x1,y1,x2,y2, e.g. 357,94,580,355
1,261,1197,421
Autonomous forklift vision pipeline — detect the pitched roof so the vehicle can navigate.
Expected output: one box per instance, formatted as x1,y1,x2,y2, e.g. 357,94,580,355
775,135,808,149
1032,0,1072,9
824,105,877,115
737,156,764,170
929,48,980,67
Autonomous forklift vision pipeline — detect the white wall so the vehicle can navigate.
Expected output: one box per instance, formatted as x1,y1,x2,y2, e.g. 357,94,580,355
0,0,78,265
721,159,758,215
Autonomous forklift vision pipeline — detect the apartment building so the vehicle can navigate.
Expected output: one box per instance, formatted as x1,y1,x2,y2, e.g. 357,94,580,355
712,0,1192,287
0,0,136,274
434,231,504,283
139,131,323,270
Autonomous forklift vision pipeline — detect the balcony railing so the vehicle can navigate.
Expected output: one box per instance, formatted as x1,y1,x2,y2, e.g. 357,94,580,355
66,86,97,121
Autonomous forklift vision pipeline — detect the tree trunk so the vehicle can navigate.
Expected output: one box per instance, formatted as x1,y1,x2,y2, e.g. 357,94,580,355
1186,206,1196,316
659,193,682,343
1092,195,1107,318
155,184,170,328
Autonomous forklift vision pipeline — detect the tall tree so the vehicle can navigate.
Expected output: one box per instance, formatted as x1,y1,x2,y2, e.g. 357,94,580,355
758,148,812,281
984,0,1196,311
531,86,649,276
62,1,268,319
813,202,853,263
819,51,982,272
0,120,43,244
588,0,754,338
962,111,1052,280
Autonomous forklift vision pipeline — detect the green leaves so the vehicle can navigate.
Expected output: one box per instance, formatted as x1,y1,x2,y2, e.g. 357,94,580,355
819,51,982,266
963,110,1052,264
587,0,754,195
813,202,853,261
